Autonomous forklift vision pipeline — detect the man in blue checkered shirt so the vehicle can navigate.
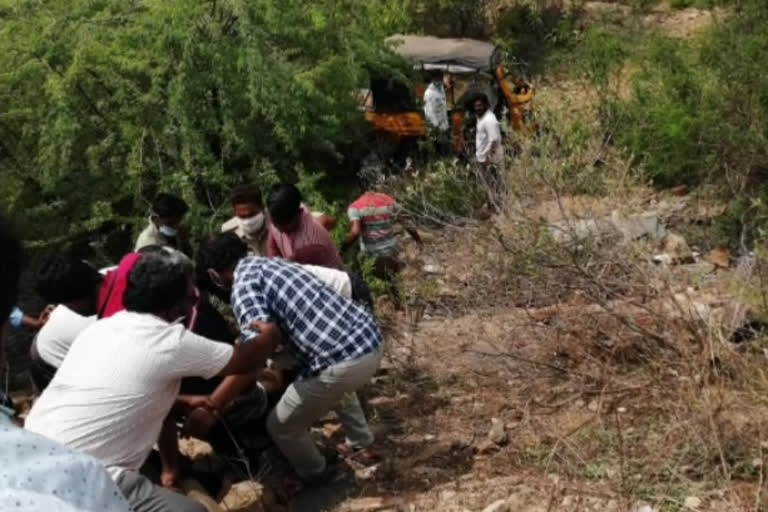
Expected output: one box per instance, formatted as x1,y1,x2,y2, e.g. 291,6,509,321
198,233,383,481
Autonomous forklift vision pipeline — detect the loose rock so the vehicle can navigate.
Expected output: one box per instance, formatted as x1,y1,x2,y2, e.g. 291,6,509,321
631,500,653,512
488,417,508,446
218,481,274,512
475,439,501,455
709,247,731,269
480,499,509,512
663,232,694,264
683,496,702,510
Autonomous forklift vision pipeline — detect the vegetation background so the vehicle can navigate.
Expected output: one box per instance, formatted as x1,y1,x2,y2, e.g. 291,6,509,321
4,0,768,509
1,0,765,257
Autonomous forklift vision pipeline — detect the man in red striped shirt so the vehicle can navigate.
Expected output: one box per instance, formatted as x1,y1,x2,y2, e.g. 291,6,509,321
266,184,345,270
343,191,422,281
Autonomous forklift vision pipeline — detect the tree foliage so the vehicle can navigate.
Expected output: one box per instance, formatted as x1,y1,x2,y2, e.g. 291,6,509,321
0,0,409,255
595,0,768,190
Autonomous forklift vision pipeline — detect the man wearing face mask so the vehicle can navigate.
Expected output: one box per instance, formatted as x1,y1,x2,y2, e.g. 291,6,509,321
197,233,382,483
221,184,268,255
135,192,191,255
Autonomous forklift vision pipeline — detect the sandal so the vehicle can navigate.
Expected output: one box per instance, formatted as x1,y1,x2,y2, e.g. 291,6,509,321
335,443,381,465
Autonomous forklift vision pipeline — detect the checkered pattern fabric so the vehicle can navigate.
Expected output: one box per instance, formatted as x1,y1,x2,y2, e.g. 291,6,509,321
231,257,382,378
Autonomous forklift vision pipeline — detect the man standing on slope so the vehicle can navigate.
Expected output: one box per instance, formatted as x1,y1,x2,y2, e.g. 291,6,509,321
474,93,504,169
423,70,450,154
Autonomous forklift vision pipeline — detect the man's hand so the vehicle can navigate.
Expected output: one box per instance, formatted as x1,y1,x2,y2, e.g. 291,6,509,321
183,406,218,438
176,395,213,412
249,320,279,340
37,305,55,327
160,467,180,489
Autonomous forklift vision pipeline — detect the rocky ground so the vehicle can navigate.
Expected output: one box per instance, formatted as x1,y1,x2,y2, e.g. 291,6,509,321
153,183,767,512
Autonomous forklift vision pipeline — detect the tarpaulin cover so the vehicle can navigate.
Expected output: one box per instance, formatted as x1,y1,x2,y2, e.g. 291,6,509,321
386,35,500,71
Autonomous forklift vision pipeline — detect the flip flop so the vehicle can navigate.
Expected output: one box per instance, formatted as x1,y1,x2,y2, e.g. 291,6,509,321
335,443,381,465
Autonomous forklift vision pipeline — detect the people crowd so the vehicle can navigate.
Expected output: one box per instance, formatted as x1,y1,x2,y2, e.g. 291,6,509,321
0,181,416,512
0,71,503,511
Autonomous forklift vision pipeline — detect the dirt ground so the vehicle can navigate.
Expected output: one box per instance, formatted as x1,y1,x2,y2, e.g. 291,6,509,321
319,186,765,512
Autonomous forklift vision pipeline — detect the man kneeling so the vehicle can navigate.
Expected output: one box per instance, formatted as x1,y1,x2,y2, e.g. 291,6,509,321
25,248,282,512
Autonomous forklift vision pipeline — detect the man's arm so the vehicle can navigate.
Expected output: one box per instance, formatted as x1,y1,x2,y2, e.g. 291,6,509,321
183,367,284,438
182,374,257,438
393,203,422,246
216,321,282,376
9,306,52,331
342,219,362,252
488,117,502,157
316,213,336,232
157,411,181,488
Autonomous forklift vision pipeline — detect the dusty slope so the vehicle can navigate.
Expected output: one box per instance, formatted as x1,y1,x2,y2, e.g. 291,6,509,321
327,187,764,512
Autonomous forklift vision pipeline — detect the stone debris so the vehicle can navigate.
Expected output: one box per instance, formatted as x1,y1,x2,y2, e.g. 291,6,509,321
355,463,380,481
181,479,225,512
488,418,508,446
683,496,702,510
708,247,731,269
338,497,407,511
178,438,222,474
632,501,654,512
475,439,501,455
218,481,275,512
480,499,509,512
662,232,694,264
549,210,666,245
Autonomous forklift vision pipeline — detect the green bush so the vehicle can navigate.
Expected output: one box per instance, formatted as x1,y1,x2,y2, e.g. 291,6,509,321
395,160,486,223
0,0,410,257
669,0,695,8
599,0,768,192
495,0,583,76
576,28,632,88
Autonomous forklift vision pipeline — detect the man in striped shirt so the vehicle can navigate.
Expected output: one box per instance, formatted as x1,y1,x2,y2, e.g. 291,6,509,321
343,192,421,281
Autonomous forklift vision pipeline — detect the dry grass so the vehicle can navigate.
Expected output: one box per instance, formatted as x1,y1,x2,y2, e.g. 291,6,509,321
357,108,768,511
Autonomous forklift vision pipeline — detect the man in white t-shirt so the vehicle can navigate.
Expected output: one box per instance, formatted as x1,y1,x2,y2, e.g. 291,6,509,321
29,253,103,390
474,93,504,166
424,71,449,132
25,249,283,512
0,215,131,512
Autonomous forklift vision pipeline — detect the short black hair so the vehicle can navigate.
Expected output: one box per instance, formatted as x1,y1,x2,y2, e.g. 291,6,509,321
36,253,102,304
230,184,263,207
196,233,248,290
123,249,193,314
151,193,189,219
0,215,22,322
427,70,444,82
474,93,490,107
267,184,302,226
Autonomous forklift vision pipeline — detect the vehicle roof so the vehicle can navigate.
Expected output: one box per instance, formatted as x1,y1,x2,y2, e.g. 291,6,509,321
385,34,500,72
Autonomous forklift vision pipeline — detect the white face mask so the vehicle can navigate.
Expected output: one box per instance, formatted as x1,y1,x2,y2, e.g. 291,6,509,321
239,213,265,234
159,225,177,238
